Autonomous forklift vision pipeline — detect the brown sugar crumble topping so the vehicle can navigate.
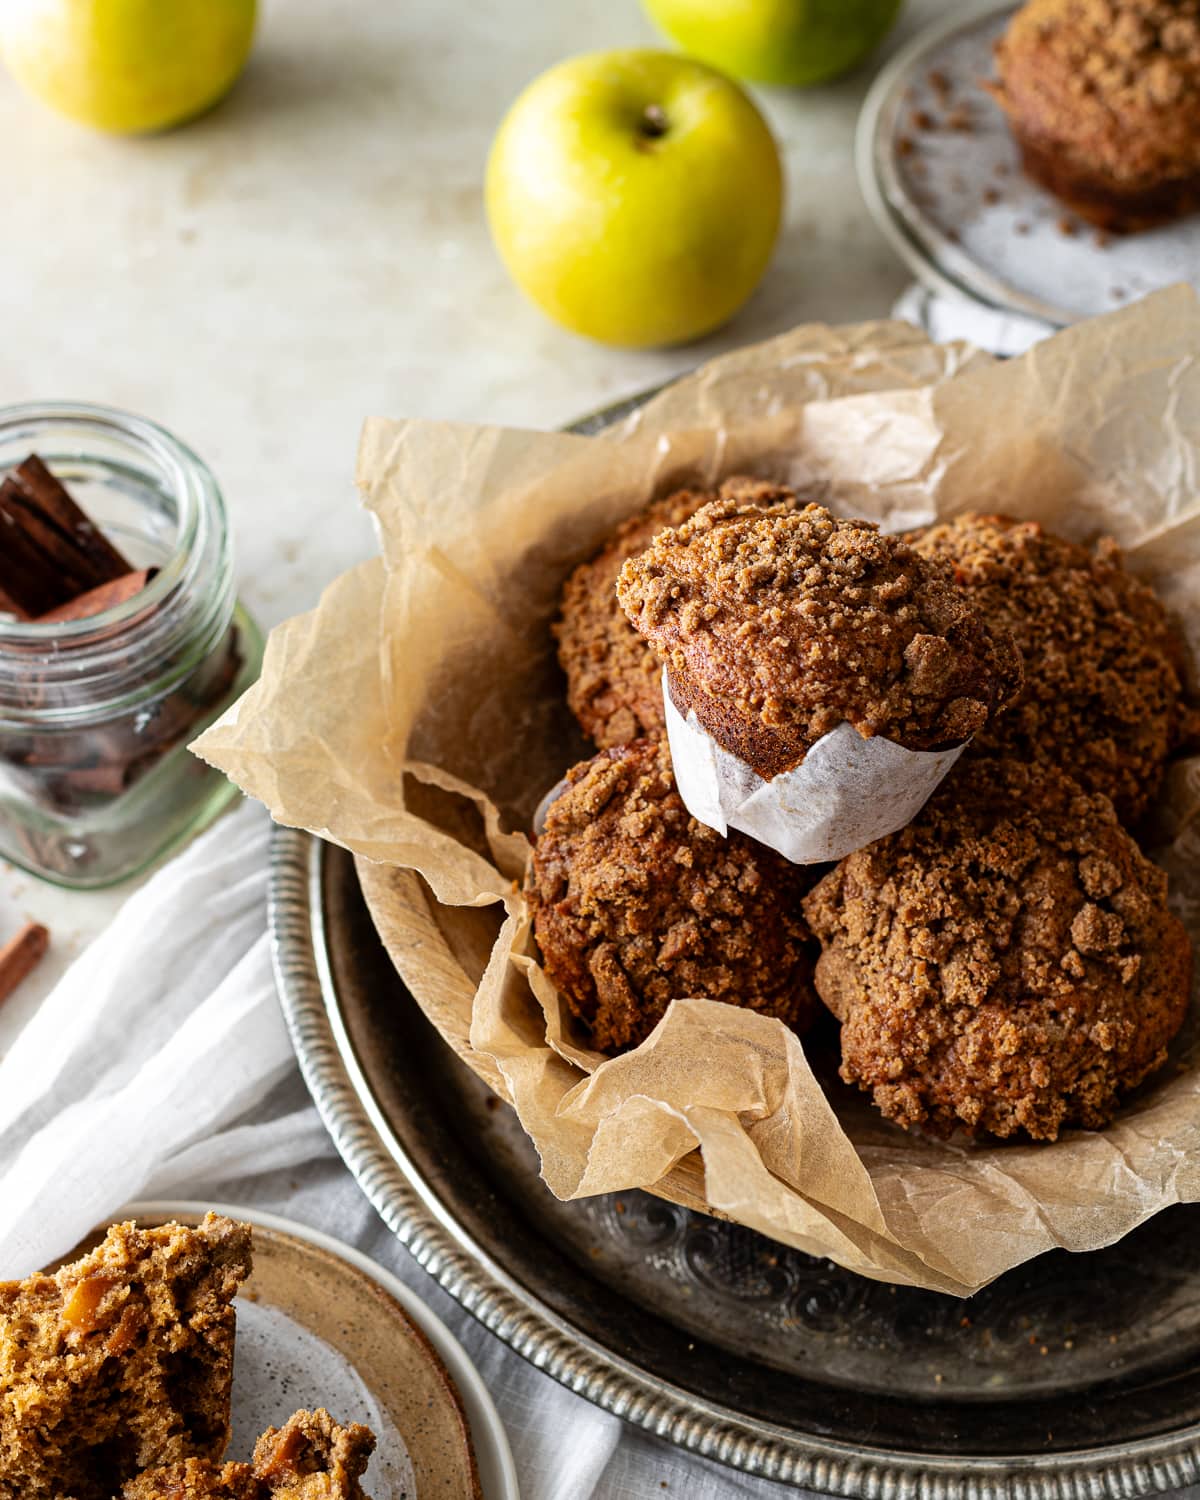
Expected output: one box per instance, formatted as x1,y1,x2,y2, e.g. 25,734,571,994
908,513,1192,823
804,759,1192,1142
617,496,1022,780
555,478,792,749
0,1214,251,1500
526,737,819,1054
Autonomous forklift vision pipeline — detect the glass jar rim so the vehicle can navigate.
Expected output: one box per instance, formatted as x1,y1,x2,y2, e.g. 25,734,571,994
0,400,235,726
0,400,218,645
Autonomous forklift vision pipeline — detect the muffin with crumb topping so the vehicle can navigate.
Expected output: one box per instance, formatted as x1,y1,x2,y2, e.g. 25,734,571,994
908,512,1194,824
989,0,1200,230
526,736,819,1053
617,495,1022,780
804,758,1192,1142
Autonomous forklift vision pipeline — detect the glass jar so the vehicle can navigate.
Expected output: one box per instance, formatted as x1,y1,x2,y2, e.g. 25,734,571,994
0,402,263,888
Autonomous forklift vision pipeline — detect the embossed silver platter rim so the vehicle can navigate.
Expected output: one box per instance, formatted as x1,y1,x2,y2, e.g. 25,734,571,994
269,824,1200,1500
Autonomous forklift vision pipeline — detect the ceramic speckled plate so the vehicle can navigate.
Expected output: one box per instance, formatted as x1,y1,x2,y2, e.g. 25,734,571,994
67,1203,517,1500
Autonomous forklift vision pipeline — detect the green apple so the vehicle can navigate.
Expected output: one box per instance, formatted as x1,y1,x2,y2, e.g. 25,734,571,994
643,0,903,88
1,0,257,134
486,50,783,349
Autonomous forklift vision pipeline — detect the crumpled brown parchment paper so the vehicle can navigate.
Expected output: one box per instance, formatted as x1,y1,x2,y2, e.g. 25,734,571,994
194,295,1200,1296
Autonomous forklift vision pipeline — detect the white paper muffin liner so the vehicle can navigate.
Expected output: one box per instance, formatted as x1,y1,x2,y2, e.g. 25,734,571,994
662,670,965,864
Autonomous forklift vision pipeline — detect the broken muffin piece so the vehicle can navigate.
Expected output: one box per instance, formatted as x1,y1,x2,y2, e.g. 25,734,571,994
122,1458,261,1500
252,1408,376,1500
0,1213,251,1500
526,736,820,1052
125,1409,376,1500
124,1409,376,1500
804,758,1192,1141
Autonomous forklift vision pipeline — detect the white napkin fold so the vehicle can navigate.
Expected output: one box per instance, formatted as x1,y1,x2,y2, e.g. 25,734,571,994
0,801,312,1274
892,282,1054,355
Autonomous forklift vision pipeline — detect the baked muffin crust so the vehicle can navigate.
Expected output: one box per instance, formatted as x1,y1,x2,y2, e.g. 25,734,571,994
527,737,819,1052
909,512,1190,823
555,478,790,748
617,496,1022,779
804,759,1192,1142
990,0,1200,229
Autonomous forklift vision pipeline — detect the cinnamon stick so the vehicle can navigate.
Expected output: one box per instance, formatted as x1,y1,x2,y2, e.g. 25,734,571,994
0,454,132,617
35,568,158,625
0,499,78,617
0,477,101,596
0,585,31,621
0,921,49,1005
14,456,131,579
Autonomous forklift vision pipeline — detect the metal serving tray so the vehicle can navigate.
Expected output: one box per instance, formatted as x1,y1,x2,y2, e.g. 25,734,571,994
270,827,1200,1499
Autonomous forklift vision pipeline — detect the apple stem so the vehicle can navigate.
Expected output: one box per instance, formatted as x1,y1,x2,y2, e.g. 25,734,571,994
639,104,669,140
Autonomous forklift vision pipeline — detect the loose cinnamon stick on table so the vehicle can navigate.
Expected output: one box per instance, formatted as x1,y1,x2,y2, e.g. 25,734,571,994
0,921,49,1005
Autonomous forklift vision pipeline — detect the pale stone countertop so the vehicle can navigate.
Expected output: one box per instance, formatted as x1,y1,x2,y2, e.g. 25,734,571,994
0,0,948,1043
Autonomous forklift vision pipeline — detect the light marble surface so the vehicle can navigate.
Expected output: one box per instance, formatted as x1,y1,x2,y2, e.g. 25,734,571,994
0,0,946,1044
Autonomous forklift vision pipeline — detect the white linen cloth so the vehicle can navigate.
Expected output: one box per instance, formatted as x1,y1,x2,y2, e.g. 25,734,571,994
0,800,801,1500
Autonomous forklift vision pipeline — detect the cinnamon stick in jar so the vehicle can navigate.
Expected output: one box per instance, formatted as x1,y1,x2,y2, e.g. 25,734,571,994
0,457,133,618
34,569,159,626
0,414,257,888
0,454,222,818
